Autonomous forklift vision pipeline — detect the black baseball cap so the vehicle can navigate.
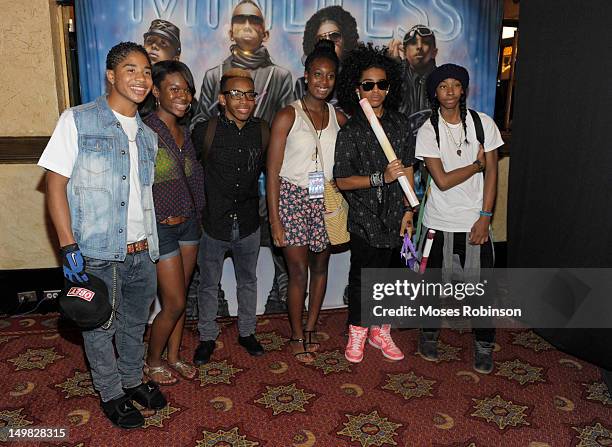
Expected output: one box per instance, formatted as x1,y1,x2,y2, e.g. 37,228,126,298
144,19,182,54
58,274,112,330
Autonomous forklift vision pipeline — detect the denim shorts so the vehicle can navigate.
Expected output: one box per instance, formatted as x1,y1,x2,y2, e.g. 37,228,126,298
157,216,201,260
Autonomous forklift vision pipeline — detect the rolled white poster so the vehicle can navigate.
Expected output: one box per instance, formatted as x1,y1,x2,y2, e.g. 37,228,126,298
359,98,419,208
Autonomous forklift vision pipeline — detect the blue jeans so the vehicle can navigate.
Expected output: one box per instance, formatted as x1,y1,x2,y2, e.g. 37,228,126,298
81,252,156,402
197,222,260,340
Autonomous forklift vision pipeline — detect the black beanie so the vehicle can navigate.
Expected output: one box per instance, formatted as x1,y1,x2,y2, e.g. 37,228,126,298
426,63,469,101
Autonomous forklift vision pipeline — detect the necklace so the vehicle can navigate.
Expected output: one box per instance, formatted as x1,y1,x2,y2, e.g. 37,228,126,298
301,98,326,162
440,115,464,156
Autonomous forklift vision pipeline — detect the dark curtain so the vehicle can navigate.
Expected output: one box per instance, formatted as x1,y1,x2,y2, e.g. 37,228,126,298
507,0,612,369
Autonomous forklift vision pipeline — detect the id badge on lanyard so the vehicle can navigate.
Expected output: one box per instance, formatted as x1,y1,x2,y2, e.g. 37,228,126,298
308,171,325,199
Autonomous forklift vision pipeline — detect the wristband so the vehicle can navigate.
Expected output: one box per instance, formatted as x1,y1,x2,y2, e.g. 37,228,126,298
473,159,484,172
479,210,493,217
370,171,384,188
403,205,414,214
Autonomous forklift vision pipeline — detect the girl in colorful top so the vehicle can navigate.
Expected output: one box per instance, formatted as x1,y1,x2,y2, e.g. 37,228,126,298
415,63,503,374
142,60,205,383
334,43,416,363
267,40,347,363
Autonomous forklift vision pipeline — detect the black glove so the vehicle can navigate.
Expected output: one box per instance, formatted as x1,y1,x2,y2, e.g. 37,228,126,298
61,243,89,283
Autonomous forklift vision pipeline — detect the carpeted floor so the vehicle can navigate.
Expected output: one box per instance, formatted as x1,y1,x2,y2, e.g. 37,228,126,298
0,310,610,446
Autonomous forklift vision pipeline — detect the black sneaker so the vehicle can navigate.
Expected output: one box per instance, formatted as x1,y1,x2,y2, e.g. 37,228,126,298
473,340,494,374
123,382,167,410
418,331,439,362
238,334,264,356
101,395,144,429
194,340,216,365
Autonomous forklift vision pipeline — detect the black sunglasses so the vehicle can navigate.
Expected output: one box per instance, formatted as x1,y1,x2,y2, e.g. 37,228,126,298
223,89,258,101
231,14,264,26
403,26,433,44
317,31,342,43
359,80,390,91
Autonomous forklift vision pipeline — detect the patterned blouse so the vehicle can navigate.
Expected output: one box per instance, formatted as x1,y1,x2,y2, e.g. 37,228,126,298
143,113,205,223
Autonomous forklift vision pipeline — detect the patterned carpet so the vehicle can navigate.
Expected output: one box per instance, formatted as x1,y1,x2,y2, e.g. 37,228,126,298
0,310,610,447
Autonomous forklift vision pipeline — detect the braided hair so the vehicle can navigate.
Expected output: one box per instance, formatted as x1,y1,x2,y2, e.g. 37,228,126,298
106,41,150,70
429,93,469,147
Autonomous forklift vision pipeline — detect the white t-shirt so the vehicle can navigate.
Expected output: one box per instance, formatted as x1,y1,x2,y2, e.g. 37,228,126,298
415,111,503,232
38,109,147,244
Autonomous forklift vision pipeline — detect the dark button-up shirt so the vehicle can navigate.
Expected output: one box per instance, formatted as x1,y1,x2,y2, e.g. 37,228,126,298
192,115,265,241
334,109,416,248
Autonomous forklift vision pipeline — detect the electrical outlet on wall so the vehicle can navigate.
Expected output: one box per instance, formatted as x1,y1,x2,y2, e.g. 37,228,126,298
17,291,37,305
43,290,61,300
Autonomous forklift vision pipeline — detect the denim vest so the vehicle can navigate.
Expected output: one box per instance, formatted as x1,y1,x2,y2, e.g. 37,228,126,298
68,96,159,261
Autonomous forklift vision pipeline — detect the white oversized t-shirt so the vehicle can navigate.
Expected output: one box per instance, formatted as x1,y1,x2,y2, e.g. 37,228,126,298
415,111,503,232
38,109,147,244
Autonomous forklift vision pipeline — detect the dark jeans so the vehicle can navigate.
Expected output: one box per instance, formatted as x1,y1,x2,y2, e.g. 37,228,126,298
347,233,394,327
423,230,495,343
197,222,260,340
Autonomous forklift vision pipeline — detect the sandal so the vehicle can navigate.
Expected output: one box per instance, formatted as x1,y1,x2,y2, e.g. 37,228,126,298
144,363,178,385
304,330,321,353
289,338,316,364
168,359,197,380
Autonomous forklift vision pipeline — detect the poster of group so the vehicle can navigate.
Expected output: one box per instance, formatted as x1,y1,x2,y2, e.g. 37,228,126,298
76,0,503,115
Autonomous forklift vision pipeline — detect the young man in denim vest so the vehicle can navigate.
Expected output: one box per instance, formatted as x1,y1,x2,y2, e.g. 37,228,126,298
39,42,166,429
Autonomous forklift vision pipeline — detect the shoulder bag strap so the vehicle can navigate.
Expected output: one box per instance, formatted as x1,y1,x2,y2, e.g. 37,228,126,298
468,109,485,147
203,116,218,162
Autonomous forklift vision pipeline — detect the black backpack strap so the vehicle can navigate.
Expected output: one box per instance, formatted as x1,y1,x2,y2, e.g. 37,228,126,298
469,109,485,147
260,119,270,151
202,116,218,162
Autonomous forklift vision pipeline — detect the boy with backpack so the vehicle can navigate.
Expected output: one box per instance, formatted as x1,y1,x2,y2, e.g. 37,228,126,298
415,64,504,374
191,68,269,364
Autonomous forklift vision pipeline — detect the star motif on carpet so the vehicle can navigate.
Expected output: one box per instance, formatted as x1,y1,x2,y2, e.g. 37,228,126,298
308,350,352,375
382,372,435,401
7,347,64,371
195,426,259,446
254,383,316,415
511,330,553,352
572,421,612,446
197,360,243,386
495,359,546,386
471,394,530,430
0,409,33,442
436,341,462,362
337,410,402,447
255,331,288,351
143,404,180,428
582,381,612,406
55,370,95,398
